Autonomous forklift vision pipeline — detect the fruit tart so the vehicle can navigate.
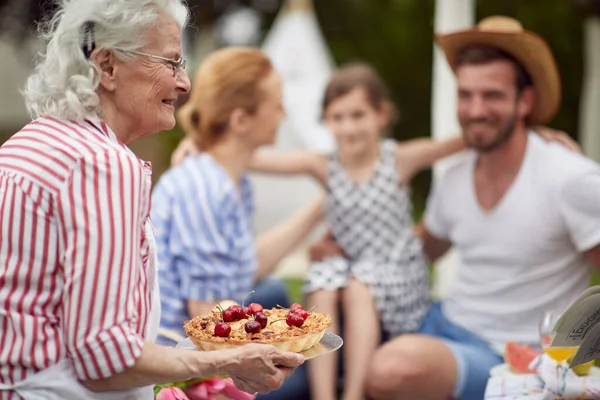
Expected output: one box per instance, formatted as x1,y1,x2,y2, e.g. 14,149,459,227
184,300,332,353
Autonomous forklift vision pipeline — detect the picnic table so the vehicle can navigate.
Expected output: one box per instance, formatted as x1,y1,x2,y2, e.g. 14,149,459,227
484,356,600,399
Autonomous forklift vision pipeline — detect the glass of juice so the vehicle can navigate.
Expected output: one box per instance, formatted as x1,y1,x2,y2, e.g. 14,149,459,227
539,310,577,362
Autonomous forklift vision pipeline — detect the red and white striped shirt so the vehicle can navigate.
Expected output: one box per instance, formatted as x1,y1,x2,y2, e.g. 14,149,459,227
0,115,154,394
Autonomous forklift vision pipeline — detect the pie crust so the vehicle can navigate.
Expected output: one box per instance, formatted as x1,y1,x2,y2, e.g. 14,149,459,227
184,308,332,353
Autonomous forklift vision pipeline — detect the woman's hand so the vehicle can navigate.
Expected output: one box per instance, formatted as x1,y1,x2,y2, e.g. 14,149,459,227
532,126,582,153
222,344,304,394
171,136,200,166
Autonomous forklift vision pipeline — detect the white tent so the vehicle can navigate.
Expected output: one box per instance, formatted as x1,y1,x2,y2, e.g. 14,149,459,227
251,0,335,239
430,0,475,299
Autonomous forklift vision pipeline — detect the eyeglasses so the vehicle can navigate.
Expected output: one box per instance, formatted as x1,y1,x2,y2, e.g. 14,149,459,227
127,50,187,77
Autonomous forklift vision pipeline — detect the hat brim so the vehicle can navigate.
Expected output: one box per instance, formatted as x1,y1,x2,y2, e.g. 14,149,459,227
436,30,561,125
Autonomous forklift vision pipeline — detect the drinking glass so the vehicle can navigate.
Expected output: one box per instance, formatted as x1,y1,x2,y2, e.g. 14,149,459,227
539,310,577,362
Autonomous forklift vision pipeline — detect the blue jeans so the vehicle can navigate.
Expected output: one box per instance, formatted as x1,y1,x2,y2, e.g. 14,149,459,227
416,303,503,400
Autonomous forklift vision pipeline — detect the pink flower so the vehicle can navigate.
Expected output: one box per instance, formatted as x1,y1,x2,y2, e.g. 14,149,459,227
220,378,257,400
185,377,256,400
156,387,190,400
185,377,225,400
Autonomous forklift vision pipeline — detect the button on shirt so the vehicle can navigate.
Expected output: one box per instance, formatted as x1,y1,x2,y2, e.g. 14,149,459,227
151,153,257,340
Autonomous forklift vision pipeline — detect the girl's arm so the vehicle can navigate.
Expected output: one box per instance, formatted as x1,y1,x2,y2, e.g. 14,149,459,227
394,127,578,186
395,136,466,185
250,151,329,186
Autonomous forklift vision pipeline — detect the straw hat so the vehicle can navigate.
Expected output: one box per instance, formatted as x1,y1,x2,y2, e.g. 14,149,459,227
436,16,561,125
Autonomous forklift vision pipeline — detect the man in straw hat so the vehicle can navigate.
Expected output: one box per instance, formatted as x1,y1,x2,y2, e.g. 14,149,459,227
363,16,600,400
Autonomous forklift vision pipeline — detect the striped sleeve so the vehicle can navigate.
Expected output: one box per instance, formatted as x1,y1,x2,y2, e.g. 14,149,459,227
55,151,144,380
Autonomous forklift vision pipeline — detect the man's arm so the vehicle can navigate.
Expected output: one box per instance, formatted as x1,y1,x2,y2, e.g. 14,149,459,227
414,220,451,263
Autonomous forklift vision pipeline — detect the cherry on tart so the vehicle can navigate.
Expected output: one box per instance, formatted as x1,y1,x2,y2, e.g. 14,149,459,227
212,298,232,337
214,322,231,337
292,308,309,320
247,303,263,315
289,303,303,312
286,313,305,327
222,309,235,322
244,320,261,333
254,312,268,329
227,305,244,320
240,291,255,318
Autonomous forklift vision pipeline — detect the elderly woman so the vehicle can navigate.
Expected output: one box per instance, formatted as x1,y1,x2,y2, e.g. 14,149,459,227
151,46,324,400
0,1,303,399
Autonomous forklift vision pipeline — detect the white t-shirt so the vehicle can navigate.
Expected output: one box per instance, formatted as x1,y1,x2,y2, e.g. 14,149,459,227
425,133,600,354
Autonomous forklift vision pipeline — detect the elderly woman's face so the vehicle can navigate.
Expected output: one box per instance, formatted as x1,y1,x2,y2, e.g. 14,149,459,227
113,15,190,137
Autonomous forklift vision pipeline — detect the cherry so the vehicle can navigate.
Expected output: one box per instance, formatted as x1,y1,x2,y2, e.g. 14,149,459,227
286,313,305,327
240,290,256,318
289,303,303,312
214,297,235,325
228,305,243,320
214,322,231,337
292,308,308,320
222,309,235,322
244,320,261,333
254,312,268,329
241,307,250,318
247,303,263,315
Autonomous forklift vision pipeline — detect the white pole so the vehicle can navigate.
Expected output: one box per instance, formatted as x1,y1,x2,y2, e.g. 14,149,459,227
430,0,475,300
580,16,600,163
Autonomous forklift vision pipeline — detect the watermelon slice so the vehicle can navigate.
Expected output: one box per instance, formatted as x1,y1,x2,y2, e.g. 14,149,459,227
504,342,542,374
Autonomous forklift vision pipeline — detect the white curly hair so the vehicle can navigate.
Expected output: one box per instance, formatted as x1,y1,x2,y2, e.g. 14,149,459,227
22,0,189,121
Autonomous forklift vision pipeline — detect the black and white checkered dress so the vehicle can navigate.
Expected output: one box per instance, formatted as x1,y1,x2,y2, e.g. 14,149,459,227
305,139,430,336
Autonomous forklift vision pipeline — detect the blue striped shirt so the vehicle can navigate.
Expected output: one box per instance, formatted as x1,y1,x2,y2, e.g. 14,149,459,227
151,153,257,340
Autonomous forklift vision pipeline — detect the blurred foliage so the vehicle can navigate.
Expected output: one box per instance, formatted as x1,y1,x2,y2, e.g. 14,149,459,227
571,0,600,16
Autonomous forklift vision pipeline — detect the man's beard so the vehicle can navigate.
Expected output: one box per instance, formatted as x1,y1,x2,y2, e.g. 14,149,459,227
463,108,519,153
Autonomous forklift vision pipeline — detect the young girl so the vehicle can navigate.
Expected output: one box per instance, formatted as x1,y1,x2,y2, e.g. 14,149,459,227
252,63,465,400
172,62,465,400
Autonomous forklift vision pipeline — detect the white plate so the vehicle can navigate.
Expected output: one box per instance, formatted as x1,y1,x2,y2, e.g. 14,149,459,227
490,363,600,378
176,332,343,361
